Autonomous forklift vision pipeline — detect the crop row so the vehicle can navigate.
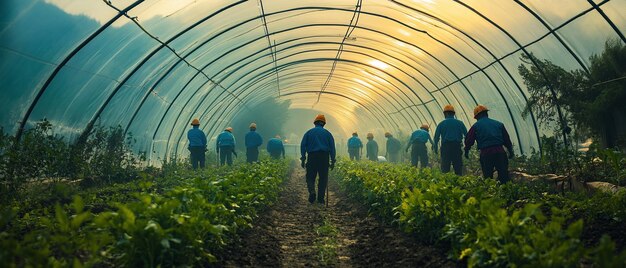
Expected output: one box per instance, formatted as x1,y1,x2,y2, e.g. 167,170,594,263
333,160,626,267
0,160,289,267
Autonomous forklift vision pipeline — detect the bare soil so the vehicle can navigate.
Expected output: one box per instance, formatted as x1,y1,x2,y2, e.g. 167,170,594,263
217,167,456,267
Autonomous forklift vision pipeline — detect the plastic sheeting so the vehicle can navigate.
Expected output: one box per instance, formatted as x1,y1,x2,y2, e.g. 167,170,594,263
1,0,624,161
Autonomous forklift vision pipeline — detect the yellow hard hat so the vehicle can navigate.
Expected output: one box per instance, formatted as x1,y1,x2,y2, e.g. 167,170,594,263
473,105,489,119
314,114,326,124
190,118,200,126
443,105,455,113
420,124,429,131
225,127,233,132
366,133,374,139
384,132,391,137
249,123,257,129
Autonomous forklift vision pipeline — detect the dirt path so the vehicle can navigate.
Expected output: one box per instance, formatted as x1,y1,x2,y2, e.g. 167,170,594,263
218,167,455,267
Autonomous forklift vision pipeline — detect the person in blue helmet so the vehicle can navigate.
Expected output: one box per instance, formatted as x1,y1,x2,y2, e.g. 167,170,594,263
464,105,514,184
267,135,285,159
245,122,263,163
347,132,363,161
216,127,237,166
406,124,433,168
434,105,467,175
300,114,336,204
187,118,207,169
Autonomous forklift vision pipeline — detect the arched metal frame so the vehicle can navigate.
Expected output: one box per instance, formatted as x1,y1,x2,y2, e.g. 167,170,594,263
10,0,624,159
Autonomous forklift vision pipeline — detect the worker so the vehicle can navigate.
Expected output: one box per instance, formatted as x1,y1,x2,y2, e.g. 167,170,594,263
267,135,285,159
406,124,433,168
187,118,207,169
300,114,336,204
245,122,263,163
384,132,402,163
464,105,514,184
366,133,378,161
216,127,237,166
347,132,363,160
434,105,468,175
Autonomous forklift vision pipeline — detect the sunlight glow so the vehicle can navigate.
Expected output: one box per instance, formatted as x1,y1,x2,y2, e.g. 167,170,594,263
369,60,389,70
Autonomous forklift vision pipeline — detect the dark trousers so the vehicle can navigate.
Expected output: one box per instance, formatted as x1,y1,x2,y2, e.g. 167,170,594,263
189,147,205,169
246,147,259,163
480,152,510,183
269,152,282,159
440,142,463,175
387,152,400,163
219,146,234,166
305,151,329,203
348,148,360,160
411,143,429,168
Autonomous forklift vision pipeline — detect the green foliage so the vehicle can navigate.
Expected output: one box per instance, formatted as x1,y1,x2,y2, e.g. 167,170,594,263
315,215,339,266
0,160,289,266
518,38,626,149
0,121,143,202
333,160,626,266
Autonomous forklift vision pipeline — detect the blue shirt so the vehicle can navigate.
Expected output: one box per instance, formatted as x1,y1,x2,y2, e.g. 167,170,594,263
187,126,207,148
434,116,467,146
216,131,236,148
300,124,336,162
408,129,433,145
245,130,263,148
465,117,513,152
366,140,378,160
347,136,363,148
385,137,402,153
266,138,285,154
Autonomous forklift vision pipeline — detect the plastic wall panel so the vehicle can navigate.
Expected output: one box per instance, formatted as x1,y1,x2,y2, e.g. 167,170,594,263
98,48,179,129
520,0,590,27
465,0,548,45
600,1,626,35
526,35,588,71
0,0,105,132
558,11,623,65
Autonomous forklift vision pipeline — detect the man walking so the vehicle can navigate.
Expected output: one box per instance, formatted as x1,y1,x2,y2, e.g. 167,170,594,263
187,118,207,169
434,105,467,175
366,133,378,161
464,105,514,183
406,124,433,168
216,127,236,166
245,123,263,163
384,132,402,163
267,135,285,159
347,132,363,161
300,114,336,204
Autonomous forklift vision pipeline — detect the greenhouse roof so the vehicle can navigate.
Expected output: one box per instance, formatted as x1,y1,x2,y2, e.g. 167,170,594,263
1,0,625,160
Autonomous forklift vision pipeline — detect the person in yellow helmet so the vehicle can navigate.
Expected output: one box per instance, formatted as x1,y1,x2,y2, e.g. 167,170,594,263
406,124,433,168
187,118,207,169
384,132,402,163
300,114,336,204
366,133,378,161
464,105,514,183
434,105,467,175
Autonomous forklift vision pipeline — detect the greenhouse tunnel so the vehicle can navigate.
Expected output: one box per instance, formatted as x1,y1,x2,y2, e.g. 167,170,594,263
1,0,625,165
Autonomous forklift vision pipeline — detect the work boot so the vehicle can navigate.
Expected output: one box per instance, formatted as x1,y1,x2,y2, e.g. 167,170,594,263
308,193,316,204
